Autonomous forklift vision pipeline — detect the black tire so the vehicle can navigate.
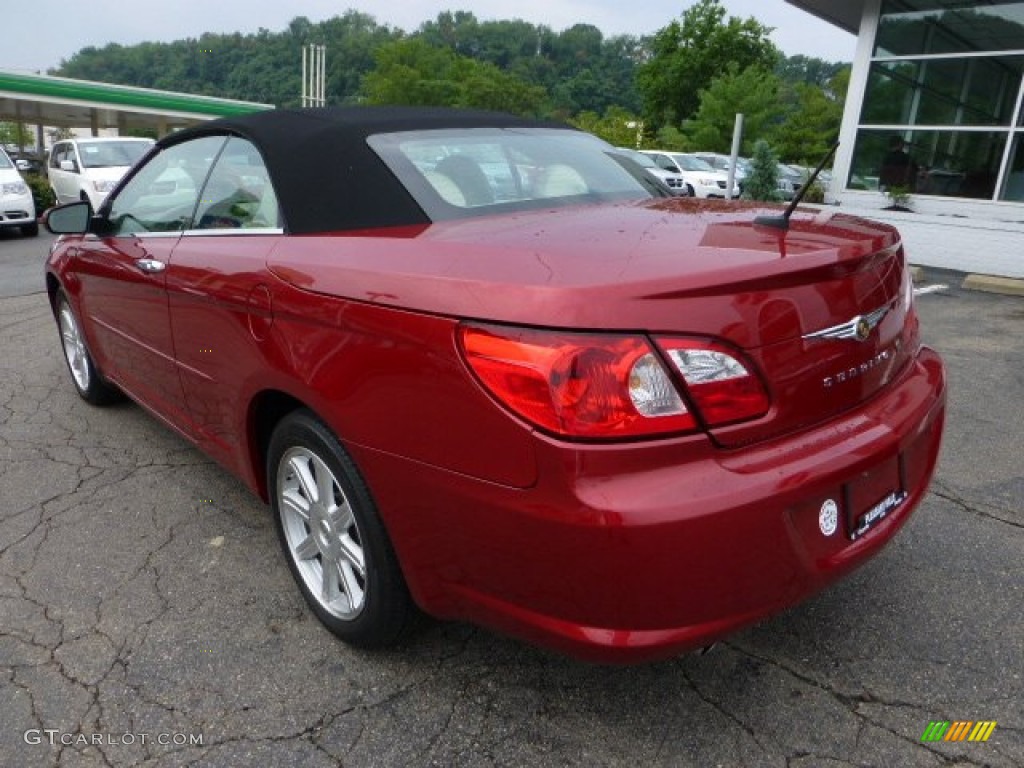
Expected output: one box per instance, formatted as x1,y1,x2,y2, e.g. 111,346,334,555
22,221,39,237
268,410,413,648
55,293,122,405
686,183,696,197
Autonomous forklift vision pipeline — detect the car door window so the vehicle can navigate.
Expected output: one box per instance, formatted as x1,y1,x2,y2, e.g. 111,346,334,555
49,144,64,171
105,136,225,236
53,143,79,173
193,137,281,231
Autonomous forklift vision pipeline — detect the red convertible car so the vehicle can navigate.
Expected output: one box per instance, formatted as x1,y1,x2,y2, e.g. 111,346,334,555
44,108,946,663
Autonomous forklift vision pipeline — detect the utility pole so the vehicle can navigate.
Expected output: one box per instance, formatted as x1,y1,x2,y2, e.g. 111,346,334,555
301,44,326,107
727,113,744,200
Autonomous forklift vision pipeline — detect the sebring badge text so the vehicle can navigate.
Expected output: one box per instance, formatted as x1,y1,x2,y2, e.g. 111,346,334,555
822,343,899,389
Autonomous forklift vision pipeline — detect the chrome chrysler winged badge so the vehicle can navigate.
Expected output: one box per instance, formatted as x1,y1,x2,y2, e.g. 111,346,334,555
803,302,891,343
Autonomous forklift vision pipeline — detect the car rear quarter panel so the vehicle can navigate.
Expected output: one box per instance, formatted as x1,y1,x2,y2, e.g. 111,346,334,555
263,276,538,491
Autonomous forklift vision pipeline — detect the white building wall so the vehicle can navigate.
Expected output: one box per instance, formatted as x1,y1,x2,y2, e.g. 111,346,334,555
824,0,1024,278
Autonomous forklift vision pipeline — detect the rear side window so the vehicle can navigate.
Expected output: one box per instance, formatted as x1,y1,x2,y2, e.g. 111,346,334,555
193,137,281,231
368,128,653,221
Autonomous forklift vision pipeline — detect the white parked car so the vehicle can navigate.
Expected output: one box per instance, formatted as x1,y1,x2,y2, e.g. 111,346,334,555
48,137,154,210
692,152,751,187
0,147,37,237
613,148,688,195
775,163,806,201
640,150,739,198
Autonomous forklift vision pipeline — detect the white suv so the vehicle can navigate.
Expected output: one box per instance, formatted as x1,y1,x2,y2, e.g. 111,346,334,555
49,137,154,210
640,150,740,199
0,147,37,237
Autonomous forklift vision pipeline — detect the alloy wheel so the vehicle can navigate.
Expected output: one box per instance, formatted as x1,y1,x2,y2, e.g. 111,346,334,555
277,446,367,620
59,300,91,393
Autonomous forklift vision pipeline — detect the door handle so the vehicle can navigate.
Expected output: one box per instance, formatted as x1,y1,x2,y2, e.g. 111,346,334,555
136,258,166,274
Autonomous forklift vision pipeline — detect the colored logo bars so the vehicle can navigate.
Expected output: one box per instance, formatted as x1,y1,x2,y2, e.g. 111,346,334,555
921,721,997,742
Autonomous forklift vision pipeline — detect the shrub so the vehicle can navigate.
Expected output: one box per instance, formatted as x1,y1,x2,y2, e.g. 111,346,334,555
801,181,826,204
884,184,913,211
25,174,56,213
742,140,781,202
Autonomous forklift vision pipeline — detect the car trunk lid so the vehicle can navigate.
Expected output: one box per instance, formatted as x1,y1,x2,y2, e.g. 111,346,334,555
268,199,916,445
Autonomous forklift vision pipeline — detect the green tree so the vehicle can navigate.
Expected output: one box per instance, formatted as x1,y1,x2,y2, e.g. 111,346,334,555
362,40,460,106
771,67,848,164
637,0,779,130
48,127,76,143
570,106,643,147
683,65,783,154
419,12,541,69
544,29,643,116
57,13,401,108
775,55,847,89
361,39,548,116
418,14,643,117
318,12,401,105
0,122,32,150
653,124,688,152
743,139,781,201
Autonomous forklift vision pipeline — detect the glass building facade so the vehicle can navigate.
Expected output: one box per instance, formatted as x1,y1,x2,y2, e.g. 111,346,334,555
848,0,1024,203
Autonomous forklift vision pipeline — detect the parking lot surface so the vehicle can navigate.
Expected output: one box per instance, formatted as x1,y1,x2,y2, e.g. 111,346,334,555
1,253,1021,766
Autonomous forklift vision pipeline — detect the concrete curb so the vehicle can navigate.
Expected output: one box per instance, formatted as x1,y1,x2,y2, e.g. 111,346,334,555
910,265,1024,297
961,274,1024,297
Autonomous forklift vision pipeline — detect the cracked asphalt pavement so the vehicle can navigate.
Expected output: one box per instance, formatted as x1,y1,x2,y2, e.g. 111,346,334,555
1,242,1021,766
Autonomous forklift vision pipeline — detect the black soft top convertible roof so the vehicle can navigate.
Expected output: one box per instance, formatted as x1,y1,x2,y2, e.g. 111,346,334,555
162,106,573,234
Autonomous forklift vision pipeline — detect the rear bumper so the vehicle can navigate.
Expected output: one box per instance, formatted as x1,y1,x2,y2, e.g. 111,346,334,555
358,346,946,663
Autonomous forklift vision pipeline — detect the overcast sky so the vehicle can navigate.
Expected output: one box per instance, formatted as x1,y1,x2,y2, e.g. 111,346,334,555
5,1,855,75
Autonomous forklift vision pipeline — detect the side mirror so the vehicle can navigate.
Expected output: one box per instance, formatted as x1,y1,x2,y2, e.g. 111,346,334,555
44,201,92,234
60,159,78,173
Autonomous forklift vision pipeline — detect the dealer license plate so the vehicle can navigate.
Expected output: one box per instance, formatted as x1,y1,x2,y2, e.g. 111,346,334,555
850,490,908,540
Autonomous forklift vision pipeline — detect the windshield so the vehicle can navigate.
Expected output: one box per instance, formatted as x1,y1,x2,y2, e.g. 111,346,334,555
0,149,12,169
674,155,716,173
369,128,654,221
704,155,749,173
616,149,658,169
78,140,153,169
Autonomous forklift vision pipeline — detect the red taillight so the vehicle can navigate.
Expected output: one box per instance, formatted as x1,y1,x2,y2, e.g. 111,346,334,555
458,325,771,440
656,339,770,426
458,325,696,439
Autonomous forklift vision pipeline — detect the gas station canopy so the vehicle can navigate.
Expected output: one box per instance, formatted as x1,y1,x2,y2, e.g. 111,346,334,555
0,69,272,136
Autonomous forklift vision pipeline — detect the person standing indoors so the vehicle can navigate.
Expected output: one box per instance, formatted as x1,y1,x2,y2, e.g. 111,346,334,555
879,135,918,192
